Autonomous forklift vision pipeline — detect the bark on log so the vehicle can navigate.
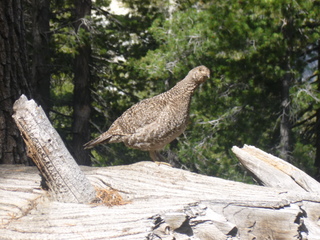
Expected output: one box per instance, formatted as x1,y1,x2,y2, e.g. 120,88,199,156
12,95,96,203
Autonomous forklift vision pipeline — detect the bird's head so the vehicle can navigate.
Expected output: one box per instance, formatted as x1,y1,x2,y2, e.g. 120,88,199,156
189,65,210,84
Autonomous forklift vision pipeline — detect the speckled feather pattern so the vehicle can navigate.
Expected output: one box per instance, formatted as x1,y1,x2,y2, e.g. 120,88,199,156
84,66,210,160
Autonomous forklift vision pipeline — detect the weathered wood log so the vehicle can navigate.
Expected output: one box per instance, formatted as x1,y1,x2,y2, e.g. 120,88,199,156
1,158,320,239
12,95,96,203
3,95,320,239
232,145,320,193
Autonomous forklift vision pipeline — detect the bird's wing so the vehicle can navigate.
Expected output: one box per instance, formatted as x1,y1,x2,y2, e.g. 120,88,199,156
84,94,171,149
84,93,169,149
128,102,188,145
109,94,168,134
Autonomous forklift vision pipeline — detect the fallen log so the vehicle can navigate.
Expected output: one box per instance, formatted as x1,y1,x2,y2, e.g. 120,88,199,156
1,95,320,239
232,145,320,193
1,161,320,239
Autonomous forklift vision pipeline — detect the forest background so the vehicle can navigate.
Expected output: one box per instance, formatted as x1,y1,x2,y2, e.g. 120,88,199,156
1,0,320,183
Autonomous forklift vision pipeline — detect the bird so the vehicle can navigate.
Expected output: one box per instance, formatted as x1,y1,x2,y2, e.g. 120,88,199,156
84,65,210,163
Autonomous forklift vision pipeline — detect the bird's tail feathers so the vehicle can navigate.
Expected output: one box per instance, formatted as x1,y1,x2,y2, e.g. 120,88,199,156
83,134,111,149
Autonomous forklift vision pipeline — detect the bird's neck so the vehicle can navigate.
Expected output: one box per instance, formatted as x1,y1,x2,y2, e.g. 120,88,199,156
160,77,198,110
171,76,199,95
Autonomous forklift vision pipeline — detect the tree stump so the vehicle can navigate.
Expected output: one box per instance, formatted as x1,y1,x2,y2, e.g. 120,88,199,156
12,95,96,203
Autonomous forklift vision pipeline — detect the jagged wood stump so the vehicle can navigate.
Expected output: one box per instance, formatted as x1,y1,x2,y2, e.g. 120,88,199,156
12,95,96,203
1,95,320,239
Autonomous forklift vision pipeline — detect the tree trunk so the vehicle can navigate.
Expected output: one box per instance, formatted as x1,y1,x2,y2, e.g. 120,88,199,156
315,40,320,180
279,6,295,162
279,69,292,162
31,0,51,116
72,0,92,165
0,0,31,164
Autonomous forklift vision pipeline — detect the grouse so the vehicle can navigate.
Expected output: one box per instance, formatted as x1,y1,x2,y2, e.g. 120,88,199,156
84,65,210,162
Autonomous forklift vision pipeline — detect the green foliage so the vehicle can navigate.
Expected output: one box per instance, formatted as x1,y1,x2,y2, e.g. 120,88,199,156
292,141,316,176
31,0,320,182
126,0,320,180
50,73,74,143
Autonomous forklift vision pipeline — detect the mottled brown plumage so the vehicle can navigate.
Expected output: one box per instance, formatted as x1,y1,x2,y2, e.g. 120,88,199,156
84,65,210,162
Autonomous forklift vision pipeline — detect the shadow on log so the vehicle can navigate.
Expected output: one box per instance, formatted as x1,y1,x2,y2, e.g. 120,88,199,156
1,95,320,239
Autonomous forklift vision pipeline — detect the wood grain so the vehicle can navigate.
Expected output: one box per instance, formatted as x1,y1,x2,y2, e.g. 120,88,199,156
12,95,96,203
1,160,320,239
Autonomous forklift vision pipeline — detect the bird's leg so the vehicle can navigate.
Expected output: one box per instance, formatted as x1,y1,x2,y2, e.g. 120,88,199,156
149,150,157,162
149,150,171,166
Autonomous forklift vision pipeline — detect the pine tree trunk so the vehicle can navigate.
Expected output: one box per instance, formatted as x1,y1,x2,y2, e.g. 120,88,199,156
279,7,294,162
0,0,31,164
279,70,292,162
72,0,92,165
31,0,51,115
315,41,320,180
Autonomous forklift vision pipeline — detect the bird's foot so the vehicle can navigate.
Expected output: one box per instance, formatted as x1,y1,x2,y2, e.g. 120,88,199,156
149,151,172,167
154,161,172,167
